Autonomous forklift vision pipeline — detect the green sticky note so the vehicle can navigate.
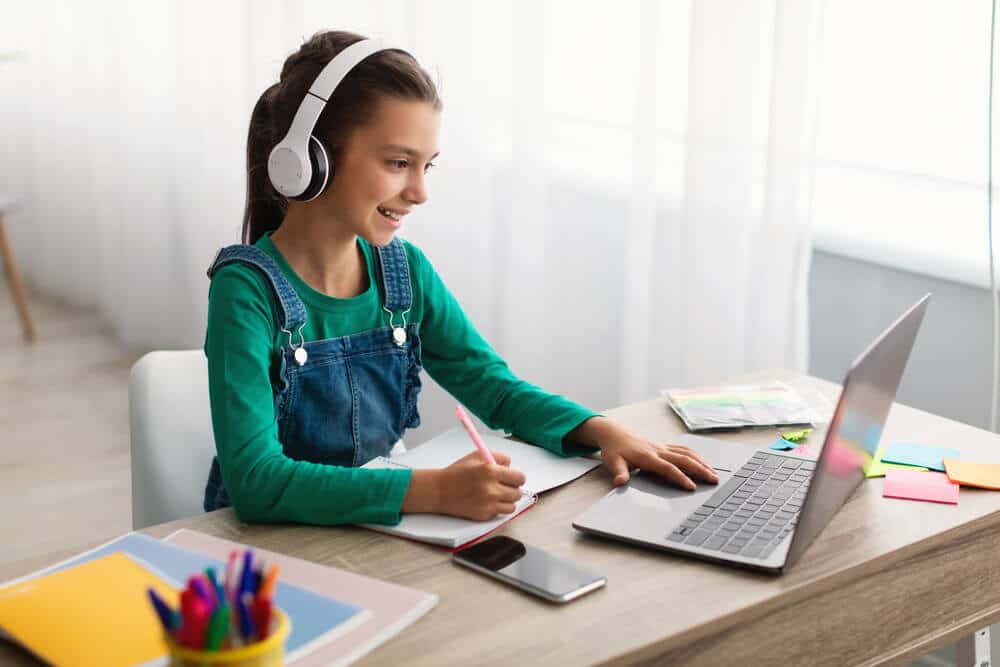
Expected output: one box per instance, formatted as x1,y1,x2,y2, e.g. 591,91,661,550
863,445,929,478
781,428,813,442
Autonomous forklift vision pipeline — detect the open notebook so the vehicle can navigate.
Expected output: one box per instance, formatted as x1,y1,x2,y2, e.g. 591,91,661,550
360,427,602,549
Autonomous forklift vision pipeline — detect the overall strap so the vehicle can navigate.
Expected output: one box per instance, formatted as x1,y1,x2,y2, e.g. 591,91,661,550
373,237,413,313
207,245,307,332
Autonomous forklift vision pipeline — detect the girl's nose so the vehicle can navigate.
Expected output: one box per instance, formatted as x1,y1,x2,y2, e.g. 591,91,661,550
404,173,428,206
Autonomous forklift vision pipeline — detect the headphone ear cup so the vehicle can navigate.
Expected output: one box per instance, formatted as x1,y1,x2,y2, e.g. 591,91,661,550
294,135,332,202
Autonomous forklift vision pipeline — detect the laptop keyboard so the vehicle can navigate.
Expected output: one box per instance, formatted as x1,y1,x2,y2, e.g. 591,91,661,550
667,451,814,560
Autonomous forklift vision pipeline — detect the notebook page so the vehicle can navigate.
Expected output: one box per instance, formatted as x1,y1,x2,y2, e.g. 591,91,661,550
360,457,536,548
387,427,600,494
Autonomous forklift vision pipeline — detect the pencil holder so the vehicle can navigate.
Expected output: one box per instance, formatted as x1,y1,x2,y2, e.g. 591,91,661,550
164,608,290,667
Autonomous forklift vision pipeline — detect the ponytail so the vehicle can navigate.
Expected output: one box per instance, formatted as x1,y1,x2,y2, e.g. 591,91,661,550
242,85,287,245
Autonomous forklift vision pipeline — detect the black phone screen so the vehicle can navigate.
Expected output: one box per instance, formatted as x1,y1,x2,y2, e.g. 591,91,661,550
454,536,605,602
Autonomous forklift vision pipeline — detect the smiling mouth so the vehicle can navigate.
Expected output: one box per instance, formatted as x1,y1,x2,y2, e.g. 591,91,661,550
377,206,406,221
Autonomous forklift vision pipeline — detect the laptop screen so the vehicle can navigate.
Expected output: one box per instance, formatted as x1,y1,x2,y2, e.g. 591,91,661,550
784,294,930,569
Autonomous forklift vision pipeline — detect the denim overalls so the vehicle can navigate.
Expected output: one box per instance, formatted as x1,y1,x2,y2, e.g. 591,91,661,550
202,238,423,512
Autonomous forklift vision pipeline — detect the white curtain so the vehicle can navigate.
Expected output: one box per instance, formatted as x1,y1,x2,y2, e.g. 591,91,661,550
0,0,823,437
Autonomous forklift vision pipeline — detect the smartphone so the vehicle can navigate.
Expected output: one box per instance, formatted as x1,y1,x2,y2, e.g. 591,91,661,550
453,536,606,603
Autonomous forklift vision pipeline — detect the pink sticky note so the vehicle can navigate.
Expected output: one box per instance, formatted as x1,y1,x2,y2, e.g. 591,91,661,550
883,469,959,505
824,440,866,475
790,445,815,457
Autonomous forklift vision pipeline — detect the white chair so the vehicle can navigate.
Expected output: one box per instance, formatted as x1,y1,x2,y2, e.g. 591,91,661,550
129,350,216,530
128,349,408,530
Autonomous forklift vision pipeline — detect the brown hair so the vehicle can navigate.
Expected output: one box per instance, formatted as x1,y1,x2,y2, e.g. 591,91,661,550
242,31,441,244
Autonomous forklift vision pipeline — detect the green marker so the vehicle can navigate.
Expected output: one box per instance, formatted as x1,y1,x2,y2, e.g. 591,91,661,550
204,603,231,651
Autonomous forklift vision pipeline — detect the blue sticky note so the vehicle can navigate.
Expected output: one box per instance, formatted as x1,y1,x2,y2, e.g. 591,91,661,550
770,438,797,451
881,442,960,472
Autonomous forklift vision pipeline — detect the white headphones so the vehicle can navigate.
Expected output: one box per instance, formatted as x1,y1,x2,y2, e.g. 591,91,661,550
267,39,399,201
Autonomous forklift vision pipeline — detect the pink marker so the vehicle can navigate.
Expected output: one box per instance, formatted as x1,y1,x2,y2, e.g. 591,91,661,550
223,549,238,604
455,404,497,465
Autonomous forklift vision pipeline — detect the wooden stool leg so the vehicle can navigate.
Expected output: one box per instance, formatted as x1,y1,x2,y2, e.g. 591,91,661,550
0,214,37,342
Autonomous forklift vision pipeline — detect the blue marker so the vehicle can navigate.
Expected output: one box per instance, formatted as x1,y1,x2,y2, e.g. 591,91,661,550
237,592,257,640
239,549,254,598
147,588,180,632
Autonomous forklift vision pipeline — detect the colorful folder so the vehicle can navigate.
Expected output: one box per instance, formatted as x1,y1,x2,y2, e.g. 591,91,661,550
3,532,369,663
0,552,176,667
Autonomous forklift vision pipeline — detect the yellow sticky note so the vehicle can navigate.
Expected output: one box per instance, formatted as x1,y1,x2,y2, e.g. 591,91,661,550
781,428,813,442
943,459,1000,490
0,551,176,667
864,445,928,478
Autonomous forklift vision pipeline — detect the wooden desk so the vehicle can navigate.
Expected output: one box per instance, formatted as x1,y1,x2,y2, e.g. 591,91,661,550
5,371,1000,666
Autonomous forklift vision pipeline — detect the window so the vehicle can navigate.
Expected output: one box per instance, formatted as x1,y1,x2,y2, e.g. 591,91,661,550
812,0,992,287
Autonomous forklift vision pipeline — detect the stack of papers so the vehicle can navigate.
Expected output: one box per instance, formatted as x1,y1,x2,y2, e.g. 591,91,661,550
662,382,819,431
0,531,436,666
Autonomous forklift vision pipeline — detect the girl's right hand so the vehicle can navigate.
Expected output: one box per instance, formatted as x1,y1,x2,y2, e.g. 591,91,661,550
437,451,526,521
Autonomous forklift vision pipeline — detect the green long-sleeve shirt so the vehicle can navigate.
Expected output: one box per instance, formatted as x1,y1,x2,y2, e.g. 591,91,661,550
205,232,598,526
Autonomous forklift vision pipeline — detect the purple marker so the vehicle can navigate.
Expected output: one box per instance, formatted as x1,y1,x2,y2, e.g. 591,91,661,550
189,575,215,613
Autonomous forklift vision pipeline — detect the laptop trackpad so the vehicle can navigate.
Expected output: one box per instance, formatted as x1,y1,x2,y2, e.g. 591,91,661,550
573,433,754,542
627,470,724,515
573,471,729,544
630,432,753,513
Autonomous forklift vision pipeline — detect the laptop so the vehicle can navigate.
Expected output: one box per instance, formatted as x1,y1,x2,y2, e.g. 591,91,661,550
573,293,931,574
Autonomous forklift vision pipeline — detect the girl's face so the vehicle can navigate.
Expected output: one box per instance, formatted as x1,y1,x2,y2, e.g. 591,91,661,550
323,96,441,247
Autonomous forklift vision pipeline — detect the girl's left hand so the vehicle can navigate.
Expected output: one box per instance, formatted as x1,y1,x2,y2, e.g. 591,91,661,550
600,434,719,490
569,417,720,490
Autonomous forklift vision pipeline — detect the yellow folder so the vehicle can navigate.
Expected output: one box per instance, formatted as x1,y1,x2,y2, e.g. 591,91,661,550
0,551,178,667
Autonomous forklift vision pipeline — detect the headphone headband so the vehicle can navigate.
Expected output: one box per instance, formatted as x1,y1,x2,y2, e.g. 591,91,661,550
267,39,398,199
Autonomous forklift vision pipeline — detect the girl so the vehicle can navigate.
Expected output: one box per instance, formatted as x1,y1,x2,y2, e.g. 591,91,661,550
203,30,718,526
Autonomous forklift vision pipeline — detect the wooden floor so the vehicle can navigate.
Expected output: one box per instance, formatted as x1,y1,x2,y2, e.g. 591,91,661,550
0,279,140,569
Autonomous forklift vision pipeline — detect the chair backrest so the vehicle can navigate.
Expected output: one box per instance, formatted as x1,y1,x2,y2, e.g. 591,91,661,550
129,350,216,530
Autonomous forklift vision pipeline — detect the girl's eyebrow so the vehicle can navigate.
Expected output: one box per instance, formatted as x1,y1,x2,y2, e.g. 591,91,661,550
380,144,440,160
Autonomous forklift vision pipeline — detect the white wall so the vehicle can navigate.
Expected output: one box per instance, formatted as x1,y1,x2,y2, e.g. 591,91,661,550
809,249,996,431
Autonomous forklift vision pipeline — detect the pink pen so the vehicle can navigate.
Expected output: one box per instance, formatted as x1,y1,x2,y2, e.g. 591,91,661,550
223,549,238,604
455,404,497,465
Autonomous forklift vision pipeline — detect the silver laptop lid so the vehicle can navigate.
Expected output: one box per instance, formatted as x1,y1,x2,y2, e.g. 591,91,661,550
783,293,930,569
